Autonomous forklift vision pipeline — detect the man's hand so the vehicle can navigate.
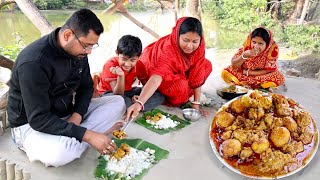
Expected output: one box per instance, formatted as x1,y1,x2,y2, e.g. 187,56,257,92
67,112,82,126
83,130,117,155
110,66,124,76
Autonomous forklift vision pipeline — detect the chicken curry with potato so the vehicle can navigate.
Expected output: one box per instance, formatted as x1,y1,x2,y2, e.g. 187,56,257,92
210,90,318,177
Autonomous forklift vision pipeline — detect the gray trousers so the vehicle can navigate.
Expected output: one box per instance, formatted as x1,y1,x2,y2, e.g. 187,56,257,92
11,95,126,167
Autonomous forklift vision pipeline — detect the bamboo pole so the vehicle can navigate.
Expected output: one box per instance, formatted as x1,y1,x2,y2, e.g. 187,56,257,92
15,165,23,180
120,11,160,39
22,170,31,180
0,158,6,180
6,160,15,180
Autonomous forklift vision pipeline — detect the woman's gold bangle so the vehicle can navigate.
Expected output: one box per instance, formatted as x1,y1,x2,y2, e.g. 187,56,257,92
241,53,248,60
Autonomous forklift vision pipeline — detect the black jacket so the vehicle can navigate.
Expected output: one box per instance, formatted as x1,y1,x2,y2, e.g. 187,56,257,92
7,28,93,142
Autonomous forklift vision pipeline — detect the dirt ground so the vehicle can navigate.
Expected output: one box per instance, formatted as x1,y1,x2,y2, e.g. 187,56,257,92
279,53,320,79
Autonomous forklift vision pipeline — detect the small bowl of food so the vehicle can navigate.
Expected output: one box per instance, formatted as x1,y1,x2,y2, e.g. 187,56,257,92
216,85,249,100
182,108,201,121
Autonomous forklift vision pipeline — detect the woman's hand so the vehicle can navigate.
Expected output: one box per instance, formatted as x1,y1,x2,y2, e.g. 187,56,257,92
242,49,259,59
191,104,209,117
242,69,250,76
125,102,142,121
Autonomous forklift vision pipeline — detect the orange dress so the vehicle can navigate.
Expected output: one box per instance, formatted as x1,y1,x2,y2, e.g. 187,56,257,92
222,28,285,88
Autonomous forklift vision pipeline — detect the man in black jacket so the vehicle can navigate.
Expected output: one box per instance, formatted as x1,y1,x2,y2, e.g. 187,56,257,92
7,9,126,167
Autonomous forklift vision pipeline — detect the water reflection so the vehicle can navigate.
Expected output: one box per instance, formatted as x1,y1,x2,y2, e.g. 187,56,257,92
0,10,247,88
1,10,246,48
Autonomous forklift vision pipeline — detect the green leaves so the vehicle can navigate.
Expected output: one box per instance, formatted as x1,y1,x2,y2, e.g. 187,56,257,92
285,25,320,53
94,139,169,180
202,0,274,32
135,109,191,135
0,45,22,61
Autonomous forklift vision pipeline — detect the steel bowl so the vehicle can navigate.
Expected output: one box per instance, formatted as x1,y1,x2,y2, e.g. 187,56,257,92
182,108,201,121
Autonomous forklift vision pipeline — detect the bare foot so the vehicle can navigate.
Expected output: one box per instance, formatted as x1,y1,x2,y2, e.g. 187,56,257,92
104,121,125,135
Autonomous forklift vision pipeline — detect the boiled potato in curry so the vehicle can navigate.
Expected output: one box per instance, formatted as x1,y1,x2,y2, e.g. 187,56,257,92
210,90,317,178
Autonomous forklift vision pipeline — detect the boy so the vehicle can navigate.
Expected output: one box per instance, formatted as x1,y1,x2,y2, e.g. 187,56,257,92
97,35,164,111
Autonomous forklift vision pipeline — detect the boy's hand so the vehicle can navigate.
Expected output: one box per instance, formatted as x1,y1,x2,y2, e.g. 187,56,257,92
110,66,124,76
67,112,82,126
132,95,139,103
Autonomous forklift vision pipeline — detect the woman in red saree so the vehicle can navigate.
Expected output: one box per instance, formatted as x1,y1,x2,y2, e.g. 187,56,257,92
126,17,212,118
221,27,285,89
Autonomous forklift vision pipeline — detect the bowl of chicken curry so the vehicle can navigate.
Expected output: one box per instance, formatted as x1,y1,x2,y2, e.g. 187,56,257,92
209,90,318,179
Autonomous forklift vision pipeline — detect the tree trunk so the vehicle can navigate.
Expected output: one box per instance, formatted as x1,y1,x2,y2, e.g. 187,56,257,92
0,0,15,8
156,0,164,12
298,0,310,24
307,1,319,21
289,0,305,22
14,0,54,36
185,0,201,20
102,1,160,39
1,1,55,114
267,0,282,20
174,0,180,21
0,55,14,70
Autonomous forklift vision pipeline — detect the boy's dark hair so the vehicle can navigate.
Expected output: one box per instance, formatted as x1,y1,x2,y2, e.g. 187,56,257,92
179,17,203,38
251,27,270,46
61,9,104,37
117,35,142,58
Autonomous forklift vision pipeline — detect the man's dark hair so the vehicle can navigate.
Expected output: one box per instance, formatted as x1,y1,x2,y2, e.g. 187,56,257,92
179,17,203,37
251,27,270,46
116,35,142,58
61,9,104,37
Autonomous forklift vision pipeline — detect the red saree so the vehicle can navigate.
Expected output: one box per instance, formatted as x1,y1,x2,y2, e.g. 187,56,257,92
223,28,285,88
139,17,212,106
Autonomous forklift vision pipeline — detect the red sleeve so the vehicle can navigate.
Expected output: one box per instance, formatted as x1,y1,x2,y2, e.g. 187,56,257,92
100,58,118,82
135,61,148,84
188,55,212,88
265,44,279,70
264,59,277,70
149,52,178,83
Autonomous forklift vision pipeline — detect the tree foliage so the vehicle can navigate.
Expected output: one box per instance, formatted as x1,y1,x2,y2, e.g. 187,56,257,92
284,25,320,53
33,0,87,10
202,0,320,52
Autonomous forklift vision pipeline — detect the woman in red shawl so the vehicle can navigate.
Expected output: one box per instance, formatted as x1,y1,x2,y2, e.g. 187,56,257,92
221,27,285,89
126,17,212,118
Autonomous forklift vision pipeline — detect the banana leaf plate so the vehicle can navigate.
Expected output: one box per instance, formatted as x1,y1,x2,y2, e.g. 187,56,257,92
135,109,191,135
95,138,169,180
